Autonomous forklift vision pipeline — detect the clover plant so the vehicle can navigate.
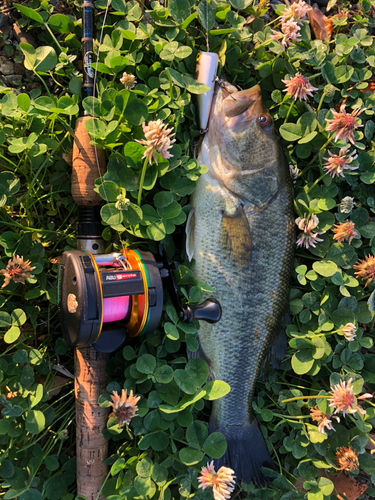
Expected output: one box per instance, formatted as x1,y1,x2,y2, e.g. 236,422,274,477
1,0,375,499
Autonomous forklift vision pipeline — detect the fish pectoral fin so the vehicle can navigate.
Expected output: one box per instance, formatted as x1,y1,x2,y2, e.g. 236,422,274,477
222,205,252,270
185,209,195,262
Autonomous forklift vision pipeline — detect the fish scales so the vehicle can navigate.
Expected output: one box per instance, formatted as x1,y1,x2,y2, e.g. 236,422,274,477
187,82,295,486
191,174,294,424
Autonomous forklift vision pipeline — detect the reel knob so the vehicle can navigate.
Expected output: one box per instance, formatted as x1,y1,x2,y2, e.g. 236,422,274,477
182,299,222,324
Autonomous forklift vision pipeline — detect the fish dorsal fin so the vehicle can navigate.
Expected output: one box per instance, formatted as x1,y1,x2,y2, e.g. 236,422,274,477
185,208,195,262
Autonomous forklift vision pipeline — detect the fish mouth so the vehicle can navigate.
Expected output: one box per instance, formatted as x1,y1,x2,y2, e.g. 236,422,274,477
223,84,262,118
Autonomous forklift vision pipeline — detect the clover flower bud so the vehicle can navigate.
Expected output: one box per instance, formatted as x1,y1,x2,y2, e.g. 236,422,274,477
340,196,354,214
115,193,130,211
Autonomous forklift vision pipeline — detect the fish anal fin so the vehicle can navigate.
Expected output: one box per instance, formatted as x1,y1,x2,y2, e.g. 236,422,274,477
187,334,215,381
258,311,290,382
185,209,195,262
222,205,252,270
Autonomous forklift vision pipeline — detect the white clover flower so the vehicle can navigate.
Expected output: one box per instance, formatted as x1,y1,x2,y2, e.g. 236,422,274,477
340,196,354,214
120,72,137,90
115,193,130,211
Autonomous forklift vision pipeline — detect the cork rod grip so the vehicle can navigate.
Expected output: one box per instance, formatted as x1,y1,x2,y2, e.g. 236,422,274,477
75,348,110,500
72,116,106,206
73,113,109,499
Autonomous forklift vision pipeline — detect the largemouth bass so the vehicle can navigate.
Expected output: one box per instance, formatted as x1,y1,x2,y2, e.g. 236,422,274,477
186,82,295,486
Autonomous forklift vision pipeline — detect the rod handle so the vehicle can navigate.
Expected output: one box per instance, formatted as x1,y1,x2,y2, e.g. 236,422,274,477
75,347,109,500
72,116,106,207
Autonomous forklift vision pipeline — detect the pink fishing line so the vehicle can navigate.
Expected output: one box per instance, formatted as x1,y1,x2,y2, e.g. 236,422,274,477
102,296,130,323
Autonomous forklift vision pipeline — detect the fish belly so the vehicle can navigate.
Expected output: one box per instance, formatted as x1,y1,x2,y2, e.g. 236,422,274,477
190,169,294,431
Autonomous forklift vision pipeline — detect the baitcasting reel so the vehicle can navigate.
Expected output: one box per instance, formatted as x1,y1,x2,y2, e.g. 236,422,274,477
58,247,221,353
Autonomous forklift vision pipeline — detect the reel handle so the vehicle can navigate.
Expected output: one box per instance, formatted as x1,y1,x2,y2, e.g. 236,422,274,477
182,299,222,324
158,247,222,325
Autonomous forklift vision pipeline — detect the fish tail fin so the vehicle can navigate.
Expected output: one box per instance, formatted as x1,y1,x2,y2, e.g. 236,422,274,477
211,421,274,487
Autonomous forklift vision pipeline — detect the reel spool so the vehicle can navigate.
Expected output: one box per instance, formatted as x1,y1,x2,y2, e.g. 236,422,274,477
58,249,163,353
58,247,222,354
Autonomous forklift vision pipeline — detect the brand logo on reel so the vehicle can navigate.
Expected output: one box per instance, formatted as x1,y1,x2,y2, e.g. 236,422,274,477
116,273,137,280
104,273,138,281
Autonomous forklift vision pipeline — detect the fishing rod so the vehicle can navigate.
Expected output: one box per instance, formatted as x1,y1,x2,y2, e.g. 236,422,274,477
69,2,109,499
57,2,222,497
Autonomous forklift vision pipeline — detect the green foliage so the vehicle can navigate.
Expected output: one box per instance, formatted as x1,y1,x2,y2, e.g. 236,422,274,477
1,0,375,499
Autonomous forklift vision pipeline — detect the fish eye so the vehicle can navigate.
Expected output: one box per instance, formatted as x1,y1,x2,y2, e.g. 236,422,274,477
257,114,272,128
